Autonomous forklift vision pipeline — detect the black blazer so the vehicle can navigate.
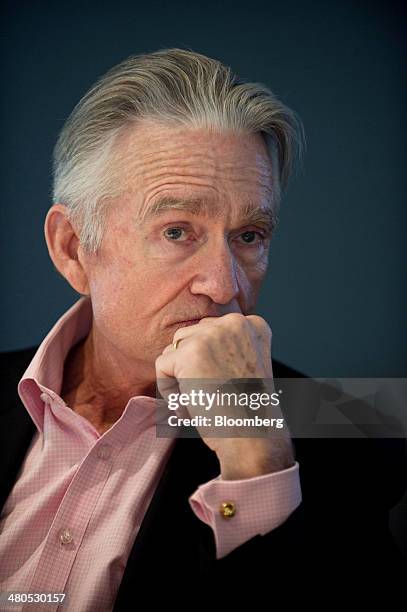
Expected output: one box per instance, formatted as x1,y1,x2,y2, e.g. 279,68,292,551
1,347,406,607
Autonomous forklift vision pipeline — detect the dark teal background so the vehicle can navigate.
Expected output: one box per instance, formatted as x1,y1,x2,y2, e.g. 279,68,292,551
1,0,406,377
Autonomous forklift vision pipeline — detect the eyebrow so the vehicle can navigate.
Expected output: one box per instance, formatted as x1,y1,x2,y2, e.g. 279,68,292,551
138,196,276,233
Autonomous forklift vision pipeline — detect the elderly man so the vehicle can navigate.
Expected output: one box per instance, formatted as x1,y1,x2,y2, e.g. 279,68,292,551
0,49,406,609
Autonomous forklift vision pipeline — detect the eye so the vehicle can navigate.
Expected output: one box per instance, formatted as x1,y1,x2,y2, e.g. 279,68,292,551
163,227,190,242
237,231,266,245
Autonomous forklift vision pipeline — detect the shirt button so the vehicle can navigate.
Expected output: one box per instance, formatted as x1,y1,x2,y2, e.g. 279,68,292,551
59,528,73,545
96,444,112,460
219,501,236,519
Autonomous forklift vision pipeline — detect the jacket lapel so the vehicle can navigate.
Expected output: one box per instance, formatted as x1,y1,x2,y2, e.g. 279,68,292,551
0,348,37,513
113,435,220,609
0,399,36,511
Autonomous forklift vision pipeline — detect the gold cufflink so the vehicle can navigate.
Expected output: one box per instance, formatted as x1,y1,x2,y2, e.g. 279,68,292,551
219,501,236,518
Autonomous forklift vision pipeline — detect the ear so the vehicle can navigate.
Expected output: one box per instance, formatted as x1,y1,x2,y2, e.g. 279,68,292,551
44,204,90,295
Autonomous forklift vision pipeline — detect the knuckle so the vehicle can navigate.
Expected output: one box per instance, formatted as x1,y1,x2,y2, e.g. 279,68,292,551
246,314,264,325
247,315,272,338
224,312,247,329
194,333,212,349
263,321,272,339
186,333,213,356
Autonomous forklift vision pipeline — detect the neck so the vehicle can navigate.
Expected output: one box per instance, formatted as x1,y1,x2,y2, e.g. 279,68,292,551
60,325,157,434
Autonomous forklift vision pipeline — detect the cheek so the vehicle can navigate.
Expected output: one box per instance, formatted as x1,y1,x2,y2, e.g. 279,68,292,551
87,255,175,337
236,258,268,312
87,259,144,328
237,254,268,289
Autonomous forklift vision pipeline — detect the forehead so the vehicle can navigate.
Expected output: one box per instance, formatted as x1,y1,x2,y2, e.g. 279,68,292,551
114,119,273,185
110,120,275,222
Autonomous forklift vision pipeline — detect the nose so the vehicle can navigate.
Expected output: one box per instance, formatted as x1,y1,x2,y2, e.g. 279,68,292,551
189,238,241,305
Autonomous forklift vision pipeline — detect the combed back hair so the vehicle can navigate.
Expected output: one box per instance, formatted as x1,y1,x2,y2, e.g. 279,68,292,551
52,47,306,253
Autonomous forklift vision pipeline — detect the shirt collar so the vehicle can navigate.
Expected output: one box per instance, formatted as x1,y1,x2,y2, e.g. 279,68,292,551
18,296,93,432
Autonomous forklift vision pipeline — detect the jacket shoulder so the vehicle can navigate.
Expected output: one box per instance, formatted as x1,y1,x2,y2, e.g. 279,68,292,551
0,345,38,371
272,359,306,378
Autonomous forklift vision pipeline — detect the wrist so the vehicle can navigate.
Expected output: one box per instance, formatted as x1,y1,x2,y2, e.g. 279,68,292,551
218,438,295,481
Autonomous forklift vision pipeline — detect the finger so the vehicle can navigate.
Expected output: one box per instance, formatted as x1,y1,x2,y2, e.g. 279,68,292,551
155,351,180,399
161,339,187,355
171,317,218,344
170,313,251,350
161,330,200,355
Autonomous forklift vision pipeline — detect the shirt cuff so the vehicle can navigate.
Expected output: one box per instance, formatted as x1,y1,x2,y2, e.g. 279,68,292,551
188,461,302,559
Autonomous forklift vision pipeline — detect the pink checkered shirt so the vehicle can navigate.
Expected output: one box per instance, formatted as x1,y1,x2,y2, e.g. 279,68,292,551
0,296,301,611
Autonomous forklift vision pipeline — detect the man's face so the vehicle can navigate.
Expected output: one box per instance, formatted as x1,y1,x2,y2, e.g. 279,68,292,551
80,120,275,378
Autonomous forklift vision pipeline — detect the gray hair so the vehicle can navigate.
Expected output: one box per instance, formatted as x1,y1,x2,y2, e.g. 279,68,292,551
52,48,306,253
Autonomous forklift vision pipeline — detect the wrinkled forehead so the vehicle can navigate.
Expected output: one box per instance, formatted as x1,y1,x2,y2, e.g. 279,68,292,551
112,119,274,188
109,120,275,223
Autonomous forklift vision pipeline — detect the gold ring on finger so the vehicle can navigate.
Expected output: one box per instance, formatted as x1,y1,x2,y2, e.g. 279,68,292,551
172,338,182,350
